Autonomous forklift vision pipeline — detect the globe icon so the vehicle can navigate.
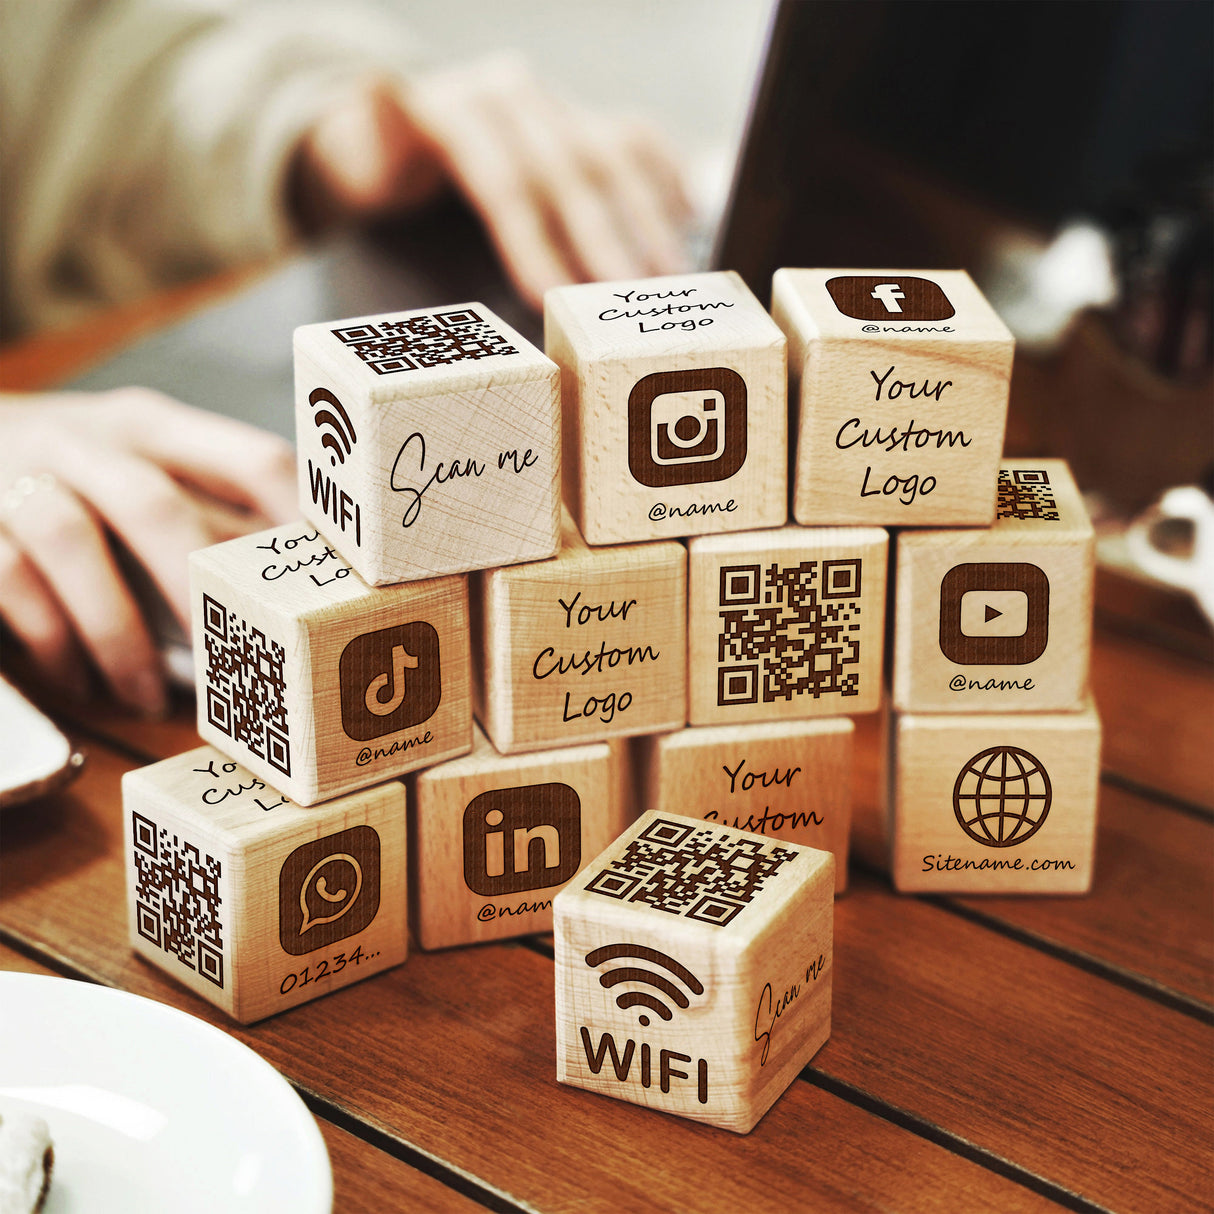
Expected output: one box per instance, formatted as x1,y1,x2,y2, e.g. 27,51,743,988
952,746,1052,847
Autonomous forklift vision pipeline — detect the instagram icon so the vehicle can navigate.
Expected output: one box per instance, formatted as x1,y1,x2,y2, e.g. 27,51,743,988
627,368,747,488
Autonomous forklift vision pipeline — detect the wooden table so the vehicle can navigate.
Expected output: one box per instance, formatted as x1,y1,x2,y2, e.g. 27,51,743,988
2,299,1213,1213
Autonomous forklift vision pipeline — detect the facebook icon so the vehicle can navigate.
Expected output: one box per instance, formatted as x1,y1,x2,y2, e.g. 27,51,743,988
826,275,955,322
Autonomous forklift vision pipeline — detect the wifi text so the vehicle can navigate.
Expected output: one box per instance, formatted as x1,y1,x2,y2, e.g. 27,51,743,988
579,1028,709,1104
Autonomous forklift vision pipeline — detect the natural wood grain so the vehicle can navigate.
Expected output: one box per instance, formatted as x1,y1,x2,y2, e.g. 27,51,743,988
408,727,630,949
295,305,560,586
190,522,471,804
545,271,787,545
122,745,408,1022
772,268,1013,526
473,512,686,753
825,874,1214,1214
889,698,1102,894
893,460,1094,713
0,735,1070,1212
554,811,833,1133
686,525,888,724
841,691,1214,1010
635,718,854,893
1091,626,1214,811
953,780,1214,1007
318,1121,485,1214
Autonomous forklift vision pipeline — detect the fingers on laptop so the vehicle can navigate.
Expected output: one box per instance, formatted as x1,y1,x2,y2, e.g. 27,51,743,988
397,55,693,308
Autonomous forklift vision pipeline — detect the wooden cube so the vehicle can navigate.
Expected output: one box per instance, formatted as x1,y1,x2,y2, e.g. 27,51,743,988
636,719,853,894
122,745,407,1023
295,303,560,585
555,811,833,1133
545,271,787,545
190,522,471,806
889,698,1101,894
686,525,888,725
893,459,1094,713
408,726,632,950
474,511,686,753
771,268,1013,525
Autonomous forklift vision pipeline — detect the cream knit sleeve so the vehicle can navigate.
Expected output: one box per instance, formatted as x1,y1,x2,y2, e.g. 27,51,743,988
1,0,424,334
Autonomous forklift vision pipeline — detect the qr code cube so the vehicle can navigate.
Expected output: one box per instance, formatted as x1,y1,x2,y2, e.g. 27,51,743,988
294,304,560,585
190,523,473,806
123,746,409,1023
555,811,834,1133
687,526,888,725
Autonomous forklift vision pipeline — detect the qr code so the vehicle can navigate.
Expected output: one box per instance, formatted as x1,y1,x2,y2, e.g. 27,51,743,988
585,818,798,927
202,595,290,776
331,308,518,375
997,468,1060,521
717,559,862,707
132,813,224,986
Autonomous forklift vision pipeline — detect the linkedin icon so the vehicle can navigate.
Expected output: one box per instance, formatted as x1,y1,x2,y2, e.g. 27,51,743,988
627,367,747,487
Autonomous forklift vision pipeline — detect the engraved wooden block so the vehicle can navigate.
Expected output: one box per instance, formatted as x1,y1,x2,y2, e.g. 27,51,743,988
686,525,888,725
408,726,632,949
295,303,560,585
122,745,407,1023
893,459,1095,713
635,719,853,894
473,511,686,753
555,811,833,1133
771,268,1014,525
545,271,787,545
190,522,471,806
889,697,1102,894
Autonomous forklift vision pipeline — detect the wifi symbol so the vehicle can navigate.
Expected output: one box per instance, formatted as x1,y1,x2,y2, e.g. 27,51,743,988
309,387,358,466
585,943,705,1027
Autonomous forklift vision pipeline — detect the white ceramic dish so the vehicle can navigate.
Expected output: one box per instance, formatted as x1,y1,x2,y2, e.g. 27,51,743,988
0,974,332,1213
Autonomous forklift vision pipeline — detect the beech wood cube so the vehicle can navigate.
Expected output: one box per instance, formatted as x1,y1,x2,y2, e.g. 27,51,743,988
474,511,686,753
555,811,833,1133
295,303,560,585
190,522,471,806
123,745,407,1023
686,525,888,725
409,726,632,949
893,459,1094,713
545,271,787,545
771,268,1013,525
889,698,1101,894
635,719,853,894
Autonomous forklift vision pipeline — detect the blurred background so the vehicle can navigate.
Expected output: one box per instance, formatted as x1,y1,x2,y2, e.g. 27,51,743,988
1,0,1211,699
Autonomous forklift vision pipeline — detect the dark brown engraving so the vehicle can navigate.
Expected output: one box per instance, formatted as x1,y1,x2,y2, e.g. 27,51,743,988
952,747,1052,847
279,826,380,955
339,622,441,741
463,783,581,896
939,562,1050,666
826,275,955,321
627,367,747,487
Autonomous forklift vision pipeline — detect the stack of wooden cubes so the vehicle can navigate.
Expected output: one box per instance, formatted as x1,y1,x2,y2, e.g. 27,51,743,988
121,266,1100,1131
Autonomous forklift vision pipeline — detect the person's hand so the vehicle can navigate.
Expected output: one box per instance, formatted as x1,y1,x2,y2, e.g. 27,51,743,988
0,389,296,714
292,54,694,309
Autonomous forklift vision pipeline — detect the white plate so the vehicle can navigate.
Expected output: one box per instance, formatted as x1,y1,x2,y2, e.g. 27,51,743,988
0,974,332,1214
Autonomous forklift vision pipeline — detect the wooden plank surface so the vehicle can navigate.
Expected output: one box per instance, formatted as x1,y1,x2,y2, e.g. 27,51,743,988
0,733,1073,1213
5,710,1211,1211
1091,628,1214,812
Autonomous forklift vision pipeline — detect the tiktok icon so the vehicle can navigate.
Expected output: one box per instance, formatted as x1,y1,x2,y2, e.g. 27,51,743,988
338,621,442,741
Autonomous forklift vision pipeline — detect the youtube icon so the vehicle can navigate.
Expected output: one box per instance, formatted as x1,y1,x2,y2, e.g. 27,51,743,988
939,563,1049,665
